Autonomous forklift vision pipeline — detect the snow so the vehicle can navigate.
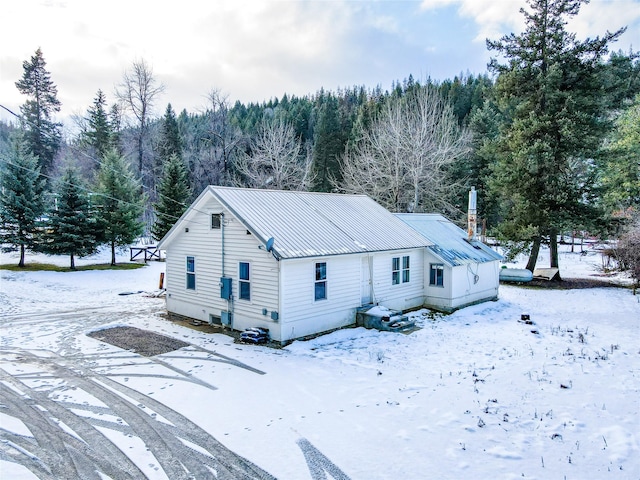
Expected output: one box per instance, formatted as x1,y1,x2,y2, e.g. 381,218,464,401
1,245,638,479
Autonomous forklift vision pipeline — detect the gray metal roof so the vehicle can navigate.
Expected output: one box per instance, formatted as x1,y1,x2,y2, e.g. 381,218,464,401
210,187,432,259
395,213,502,266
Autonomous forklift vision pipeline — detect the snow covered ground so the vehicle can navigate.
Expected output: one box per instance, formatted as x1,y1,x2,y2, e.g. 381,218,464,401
1,245,638,479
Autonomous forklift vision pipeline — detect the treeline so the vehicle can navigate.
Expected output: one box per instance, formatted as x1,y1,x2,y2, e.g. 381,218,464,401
1,0,640,277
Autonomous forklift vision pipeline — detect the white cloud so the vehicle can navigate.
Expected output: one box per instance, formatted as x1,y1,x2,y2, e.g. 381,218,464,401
420,0,458,9
2,0,637,127
419,0,639,45
1,0,359,122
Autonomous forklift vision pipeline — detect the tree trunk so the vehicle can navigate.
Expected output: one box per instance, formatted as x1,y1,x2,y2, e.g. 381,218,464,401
19,244,25,268
525,236,541,272
111,241,116,266
550,230,562,280
571,230,575,253
70,253,76,271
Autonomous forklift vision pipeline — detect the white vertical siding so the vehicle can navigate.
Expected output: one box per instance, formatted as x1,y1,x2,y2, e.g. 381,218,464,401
423,254,500,312
280,254,361,342
221,212,280,337
449,261,500,309
371,249,425,311
278,248,426,343
423,251,454,311
164,196,281,338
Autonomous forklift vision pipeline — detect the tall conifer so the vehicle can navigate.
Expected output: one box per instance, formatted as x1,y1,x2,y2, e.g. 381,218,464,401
15,48,62,177
94,150,145,265
151,154,190,242
0,137,45,267
41,166,99,269
487,0,625,274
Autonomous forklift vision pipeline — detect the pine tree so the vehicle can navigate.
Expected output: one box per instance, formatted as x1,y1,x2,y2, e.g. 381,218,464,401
151,154,190,242
83,90,114,159
41,166,99,269
487,0,625,274
600,94,640,214
312,94,343,192
15,48,62,177
0,136,45,267
157,104,182,164
94,149,145,265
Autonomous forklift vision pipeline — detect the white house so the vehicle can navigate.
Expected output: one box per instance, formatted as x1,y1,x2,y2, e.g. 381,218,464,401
157,187,433,343
396,213,503,312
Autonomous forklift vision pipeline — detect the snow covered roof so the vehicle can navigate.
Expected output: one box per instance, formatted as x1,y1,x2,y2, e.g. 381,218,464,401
160,187,432,259
395,213,502,267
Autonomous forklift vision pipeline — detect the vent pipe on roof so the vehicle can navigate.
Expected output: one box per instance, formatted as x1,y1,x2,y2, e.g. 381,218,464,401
468,187,477,241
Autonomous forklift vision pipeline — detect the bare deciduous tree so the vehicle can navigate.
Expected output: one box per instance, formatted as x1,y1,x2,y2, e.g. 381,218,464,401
339,86,471,214
234,118,313,190
616,217,640,291
115,59,165,177
203,89,244,182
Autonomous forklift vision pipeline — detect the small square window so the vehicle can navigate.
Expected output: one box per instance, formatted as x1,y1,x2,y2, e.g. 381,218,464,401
211,214,221,229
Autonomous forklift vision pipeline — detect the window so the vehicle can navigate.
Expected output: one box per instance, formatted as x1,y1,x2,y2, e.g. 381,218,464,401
429,263,444,287
186,256,196,290
211,213,221,229
402,255,410,283
239,262,250,300
315,262,327,300
393,256,410,284
392,257,400,285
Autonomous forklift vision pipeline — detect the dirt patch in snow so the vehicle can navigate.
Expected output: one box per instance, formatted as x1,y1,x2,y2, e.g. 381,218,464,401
522,277,629,289
87,326,189,356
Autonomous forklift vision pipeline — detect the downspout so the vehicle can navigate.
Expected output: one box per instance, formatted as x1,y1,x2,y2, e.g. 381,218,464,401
220,213,225,277
220,212,233,327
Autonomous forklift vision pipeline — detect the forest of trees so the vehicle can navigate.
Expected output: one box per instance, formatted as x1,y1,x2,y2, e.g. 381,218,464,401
1,0,639,278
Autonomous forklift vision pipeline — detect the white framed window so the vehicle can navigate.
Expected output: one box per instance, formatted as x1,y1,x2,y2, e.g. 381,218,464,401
429,263,444,287
211,213,221,229
186,256,196,290
315,262,327,300
239,262,250,300
402,255,410,283
392,257,400,285
393,256,410,284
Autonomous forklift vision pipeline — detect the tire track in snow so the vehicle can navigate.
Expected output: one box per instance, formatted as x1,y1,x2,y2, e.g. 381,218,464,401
1,348,276,479
0,377,102,480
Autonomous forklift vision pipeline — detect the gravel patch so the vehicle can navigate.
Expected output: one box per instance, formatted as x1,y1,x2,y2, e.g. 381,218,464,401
87,326,189,356
523,277,628,289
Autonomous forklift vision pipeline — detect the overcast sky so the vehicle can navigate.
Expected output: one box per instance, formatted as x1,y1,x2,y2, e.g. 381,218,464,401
1,0,638,130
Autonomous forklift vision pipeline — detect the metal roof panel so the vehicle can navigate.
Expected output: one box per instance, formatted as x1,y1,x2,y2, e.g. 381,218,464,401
211,187,432,259
395,213,502,266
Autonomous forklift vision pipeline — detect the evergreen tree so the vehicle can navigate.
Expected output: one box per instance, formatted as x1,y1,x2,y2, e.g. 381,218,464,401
0,136,45,267
94,149,145,265
109,103,123,150
158,104,182,160
311,94,343,192
599,94,640,214
83,90,114,158
41,166,99,269
151,154,190,241
15,48,62,177
155,103,182,178
487,0,625,274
